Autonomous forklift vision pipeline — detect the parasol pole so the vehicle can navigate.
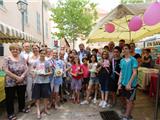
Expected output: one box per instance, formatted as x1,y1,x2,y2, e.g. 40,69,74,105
129,31,132,42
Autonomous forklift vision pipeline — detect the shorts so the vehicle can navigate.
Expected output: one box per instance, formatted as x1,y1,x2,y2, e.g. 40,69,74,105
109,78,118,92
82,77,90,85
71,78,82,91
53,84,60,93
99,79,109,92
89,77,99,85
32,83,51,99
121,85,137,101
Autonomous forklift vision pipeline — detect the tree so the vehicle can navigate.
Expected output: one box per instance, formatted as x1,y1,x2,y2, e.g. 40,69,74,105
121,0,145,4
50,0,97,48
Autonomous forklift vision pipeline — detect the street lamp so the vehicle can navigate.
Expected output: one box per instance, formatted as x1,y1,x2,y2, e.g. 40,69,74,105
17,0,28,32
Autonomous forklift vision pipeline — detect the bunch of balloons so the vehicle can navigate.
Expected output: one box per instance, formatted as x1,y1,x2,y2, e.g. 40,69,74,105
105,2,160,33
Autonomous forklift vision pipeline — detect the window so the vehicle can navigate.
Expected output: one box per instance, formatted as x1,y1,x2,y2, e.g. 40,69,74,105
0,0,3,6
45,22,48,38
36,12,41,33
0,44,4,56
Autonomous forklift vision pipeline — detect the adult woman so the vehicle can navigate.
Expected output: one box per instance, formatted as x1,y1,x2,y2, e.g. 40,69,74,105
71,49,78,57
26,44,40,108
141,49,152,68
3,44,28,120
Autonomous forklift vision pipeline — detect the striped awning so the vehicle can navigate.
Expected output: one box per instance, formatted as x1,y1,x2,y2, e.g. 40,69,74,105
0,21,37,43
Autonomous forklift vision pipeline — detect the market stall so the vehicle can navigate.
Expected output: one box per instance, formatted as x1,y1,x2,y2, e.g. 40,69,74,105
138,67,159,90
0,70,5,102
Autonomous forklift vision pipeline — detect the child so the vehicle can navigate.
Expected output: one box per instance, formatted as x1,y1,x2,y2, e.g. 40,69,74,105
51,51,64,108
65,55,74,93
80,54,99,105
70,55,83,103
32,49,52,119
81,57,90,99
97,51,111,108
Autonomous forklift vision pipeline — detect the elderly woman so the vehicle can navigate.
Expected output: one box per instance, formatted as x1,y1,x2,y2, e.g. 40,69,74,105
3,43,28,120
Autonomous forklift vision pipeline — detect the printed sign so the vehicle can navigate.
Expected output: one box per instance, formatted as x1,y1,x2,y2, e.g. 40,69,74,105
146,39,160,47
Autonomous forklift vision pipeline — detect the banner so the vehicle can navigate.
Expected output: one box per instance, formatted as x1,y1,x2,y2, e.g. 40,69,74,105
146,39,160,47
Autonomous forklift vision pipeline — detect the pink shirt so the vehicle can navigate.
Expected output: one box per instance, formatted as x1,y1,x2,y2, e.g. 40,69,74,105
81,64,89,78
71,64,82,80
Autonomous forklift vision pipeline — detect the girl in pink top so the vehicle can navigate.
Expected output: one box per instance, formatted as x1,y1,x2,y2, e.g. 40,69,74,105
81,57,90,98
70,56,83,104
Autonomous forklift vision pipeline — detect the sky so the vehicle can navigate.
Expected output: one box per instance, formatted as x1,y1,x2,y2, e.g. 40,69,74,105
49,0,121,13
91,0,120,13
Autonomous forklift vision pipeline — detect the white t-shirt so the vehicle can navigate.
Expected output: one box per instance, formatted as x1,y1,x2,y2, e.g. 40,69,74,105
89,62,97,77
20,51,33,60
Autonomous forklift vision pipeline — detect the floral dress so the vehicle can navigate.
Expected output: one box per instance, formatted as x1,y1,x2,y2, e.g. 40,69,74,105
3,57,27,87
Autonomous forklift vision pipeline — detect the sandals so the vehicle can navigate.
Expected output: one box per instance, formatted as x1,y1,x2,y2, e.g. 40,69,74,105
19,108,30,113
37,114,41,119
8,114,17,120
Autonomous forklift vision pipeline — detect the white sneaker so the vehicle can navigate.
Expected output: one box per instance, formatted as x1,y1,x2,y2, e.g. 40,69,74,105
107,104,112,108
80,100,89,105
92,98,97,104
99,100,104,107
102,101,107,108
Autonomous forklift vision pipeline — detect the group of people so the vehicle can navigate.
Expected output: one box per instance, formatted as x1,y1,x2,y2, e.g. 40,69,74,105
2,39,153,120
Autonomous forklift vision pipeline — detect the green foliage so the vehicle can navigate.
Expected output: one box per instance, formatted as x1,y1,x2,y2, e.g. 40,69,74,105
121,0,144,4
50,0,97,40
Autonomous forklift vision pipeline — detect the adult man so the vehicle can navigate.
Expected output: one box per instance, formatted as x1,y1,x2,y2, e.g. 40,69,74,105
78,43,90,64
118,44,138,120
119,39,125,50
108,41,115,60
20,42,32,60
45,48,52,61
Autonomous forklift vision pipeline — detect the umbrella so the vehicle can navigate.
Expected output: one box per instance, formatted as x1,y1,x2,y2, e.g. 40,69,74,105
87,3,160,43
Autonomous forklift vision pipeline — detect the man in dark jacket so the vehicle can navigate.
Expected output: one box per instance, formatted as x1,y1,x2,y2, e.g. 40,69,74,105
78,43,90,64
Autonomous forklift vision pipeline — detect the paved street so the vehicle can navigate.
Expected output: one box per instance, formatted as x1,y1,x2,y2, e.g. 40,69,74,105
17,102,103,120
0,90,159,120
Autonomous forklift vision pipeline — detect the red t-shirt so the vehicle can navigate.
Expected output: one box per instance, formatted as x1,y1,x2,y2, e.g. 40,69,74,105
81,64,89,78
71,64,82,80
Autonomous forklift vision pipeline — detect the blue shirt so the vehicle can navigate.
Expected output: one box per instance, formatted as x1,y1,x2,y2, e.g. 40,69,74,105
120,56,138,87
49,59,64,85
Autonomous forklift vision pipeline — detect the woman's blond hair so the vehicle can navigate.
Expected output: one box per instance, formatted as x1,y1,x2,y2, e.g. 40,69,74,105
9,43,20,51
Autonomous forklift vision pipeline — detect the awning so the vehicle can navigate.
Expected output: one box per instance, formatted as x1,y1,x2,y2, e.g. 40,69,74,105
87,3,160,43
0,21,37,43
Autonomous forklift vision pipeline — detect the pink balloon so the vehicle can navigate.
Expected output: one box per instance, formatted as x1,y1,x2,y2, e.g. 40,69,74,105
143,2,160,26
128,16,143,31
105,23,115,33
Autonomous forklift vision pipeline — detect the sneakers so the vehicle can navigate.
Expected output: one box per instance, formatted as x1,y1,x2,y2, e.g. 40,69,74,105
92,98,97,104
99,100,104,107
120,115,133,120
102,101,107,108
107,104,112,108
80,100,89,105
